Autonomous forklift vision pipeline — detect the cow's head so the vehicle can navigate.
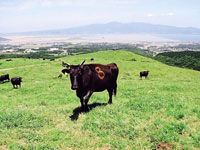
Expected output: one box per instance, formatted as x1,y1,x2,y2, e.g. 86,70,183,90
19,77,22,82
62,60,85,90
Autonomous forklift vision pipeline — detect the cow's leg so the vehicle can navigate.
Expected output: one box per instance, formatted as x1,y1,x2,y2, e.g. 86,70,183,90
84,90,93,110
80,97,84,110
107,89,113,104
76,90,87,110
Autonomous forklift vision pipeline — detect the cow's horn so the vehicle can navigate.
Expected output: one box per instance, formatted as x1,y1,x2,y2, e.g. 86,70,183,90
80,60,86,66
62,62,70,68
62,61,66,65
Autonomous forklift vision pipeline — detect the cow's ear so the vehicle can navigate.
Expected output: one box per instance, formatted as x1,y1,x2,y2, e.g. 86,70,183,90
65,69,70,73
62,62,70,68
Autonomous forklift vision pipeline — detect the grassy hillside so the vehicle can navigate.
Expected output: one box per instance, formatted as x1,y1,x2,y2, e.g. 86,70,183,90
0,50,200,150
155,51,200,71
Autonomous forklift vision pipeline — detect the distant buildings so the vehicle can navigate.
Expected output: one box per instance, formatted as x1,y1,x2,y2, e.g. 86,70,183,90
48,48,59,52
24,49,37,53
2,49,16,53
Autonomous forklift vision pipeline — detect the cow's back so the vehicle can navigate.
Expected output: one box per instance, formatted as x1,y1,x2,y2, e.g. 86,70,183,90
11,78,16,84
0,74,9,81
84,63,118,91
11,78,20,84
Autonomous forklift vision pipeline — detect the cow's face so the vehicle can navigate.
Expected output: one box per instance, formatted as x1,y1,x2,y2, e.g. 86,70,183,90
63,60,85,90
68,65,83,90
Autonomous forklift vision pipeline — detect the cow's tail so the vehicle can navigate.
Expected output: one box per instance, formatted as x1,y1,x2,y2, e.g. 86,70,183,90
111,63,119,97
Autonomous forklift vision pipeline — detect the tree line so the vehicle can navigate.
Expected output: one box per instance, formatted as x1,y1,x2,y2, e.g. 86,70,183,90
0,51,62,60
155,51,200,71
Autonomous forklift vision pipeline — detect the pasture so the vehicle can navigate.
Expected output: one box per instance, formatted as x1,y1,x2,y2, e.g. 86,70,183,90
0,50,200,150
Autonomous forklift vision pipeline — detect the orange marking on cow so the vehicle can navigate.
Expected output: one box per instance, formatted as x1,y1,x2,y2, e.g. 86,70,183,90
95,66,105,80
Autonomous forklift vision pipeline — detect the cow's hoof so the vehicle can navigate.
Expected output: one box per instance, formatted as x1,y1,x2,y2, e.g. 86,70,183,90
81,106,89,112
82,107,89,112
81,106,85,111
108,101,112,104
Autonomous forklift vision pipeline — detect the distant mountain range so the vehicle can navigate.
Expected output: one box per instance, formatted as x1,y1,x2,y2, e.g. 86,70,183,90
15,22,200,36
1,22,200,42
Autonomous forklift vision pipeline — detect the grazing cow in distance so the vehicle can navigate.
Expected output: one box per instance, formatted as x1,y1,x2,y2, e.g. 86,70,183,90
140,71,150,80
0,74,10,83
11,77,22,88
90,58,94,61
6,59,12,61
58,73,62,78
50,58,55,61
62,60,119,110
43,58,46,60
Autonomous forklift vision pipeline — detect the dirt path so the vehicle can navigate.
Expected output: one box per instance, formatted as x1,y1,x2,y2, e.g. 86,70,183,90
0,64,47,72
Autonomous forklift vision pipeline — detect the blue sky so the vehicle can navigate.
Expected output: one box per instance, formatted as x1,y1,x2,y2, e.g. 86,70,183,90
0,0,199,33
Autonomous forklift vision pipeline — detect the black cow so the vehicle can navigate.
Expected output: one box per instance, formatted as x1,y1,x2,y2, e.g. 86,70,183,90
62,60,119,110
6,59,12,61
0,74,10,83
11,77,22,88
50,59,55,61
140,71,149,80
90,58,94,61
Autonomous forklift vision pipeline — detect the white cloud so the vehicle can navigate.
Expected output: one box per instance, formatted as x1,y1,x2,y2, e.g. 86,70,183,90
147,13,153,17
160,12,175,16
146,12,175,17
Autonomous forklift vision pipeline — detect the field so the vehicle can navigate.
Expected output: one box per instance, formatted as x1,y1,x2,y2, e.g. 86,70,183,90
0,50,200,150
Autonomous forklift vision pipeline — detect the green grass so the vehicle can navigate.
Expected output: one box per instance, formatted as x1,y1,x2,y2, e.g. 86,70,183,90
0,50,200,150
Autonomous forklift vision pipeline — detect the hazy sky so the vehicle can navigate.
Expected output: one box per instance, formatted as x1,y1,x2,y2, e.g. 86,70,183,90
0,0,199,33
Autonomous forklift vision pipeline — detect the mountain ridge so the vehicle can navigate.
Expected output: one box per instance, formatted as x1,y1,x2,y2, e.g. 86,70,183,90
3,22,200,36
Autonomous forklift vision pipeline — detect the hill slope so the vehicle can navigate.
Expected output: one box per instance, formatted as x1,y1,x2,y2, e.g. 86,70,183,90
0,50,200,149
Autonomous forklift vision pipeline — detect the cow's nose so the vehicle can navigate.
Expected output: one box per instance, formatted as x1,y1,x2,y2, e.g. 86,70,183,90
71,85,78,90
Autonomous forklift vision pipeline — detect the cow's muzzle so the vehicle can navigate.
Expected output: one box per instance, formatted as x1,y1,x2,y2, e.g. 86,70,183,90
71,85,78,90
